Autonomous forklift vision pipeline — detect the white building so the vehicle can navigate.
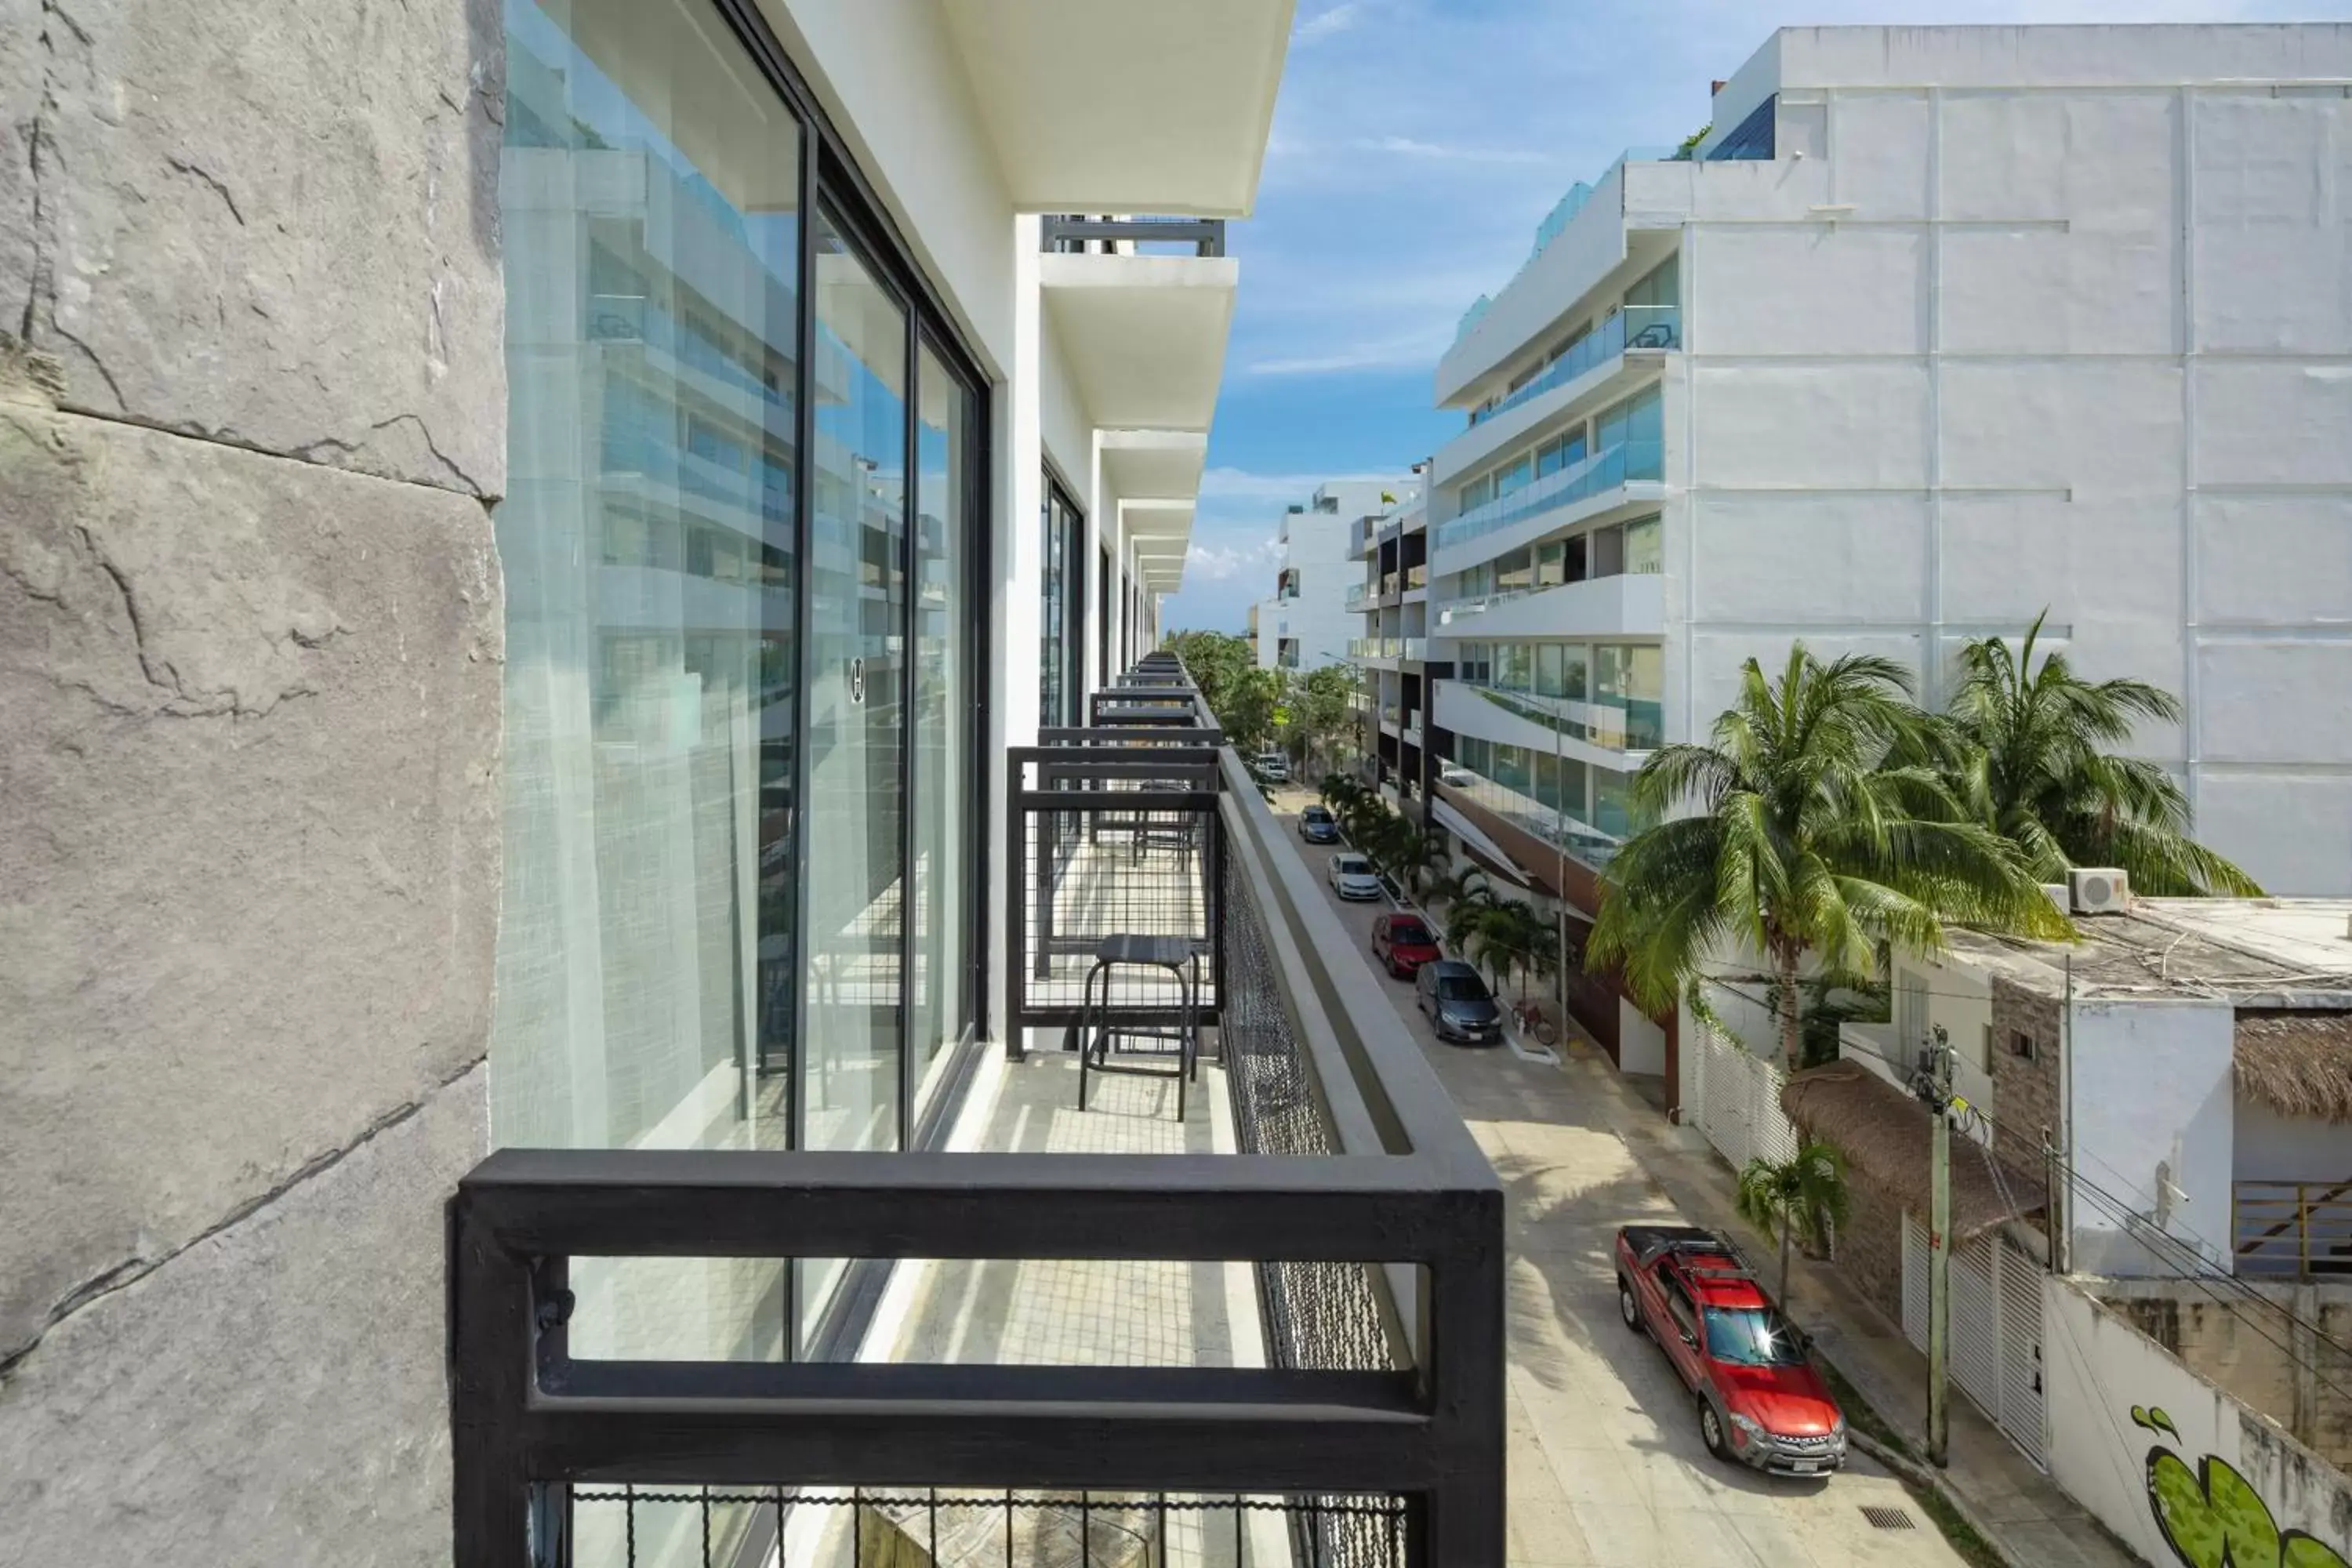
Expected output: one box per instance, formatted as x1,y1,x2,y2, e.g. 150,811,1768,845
1344,486,1447,810
1255,476,1410,671
1422,21,2352,1041
1773,889,2352,1471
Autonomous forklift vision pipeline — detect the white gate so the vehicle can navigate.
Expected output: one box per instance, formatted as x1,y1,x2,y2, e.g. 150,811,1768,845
1688,1022,1797,1173
1901,1215,2047,1467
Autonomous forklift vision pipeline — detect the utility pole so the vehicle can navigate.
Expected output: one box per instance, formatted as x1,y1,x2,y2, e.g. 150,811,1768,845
1914,1022,1958,1467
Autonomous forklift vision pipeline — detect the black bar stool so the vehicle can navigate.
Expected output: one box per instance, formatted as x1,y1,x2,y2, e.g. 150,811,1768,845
1076,933,1199,1121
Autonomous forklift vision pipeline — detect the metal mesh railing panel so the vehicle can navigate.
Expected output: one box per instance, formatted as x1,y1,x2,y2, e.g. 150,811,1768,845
569,1486,1406,1567
1218,839,1399,1568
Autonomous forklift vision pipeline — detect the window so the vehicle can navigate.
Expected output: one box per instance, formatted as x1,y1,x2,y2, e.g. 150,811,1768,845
1624,514,1662,575
1547,322,1592,365
1709,95,1777,162
1497,548,1534,596
1623,254,1680,350
495,0,991,1410
1537,643,1566,699
1458,474,1492,513
1536,540,1566,588
1703,1306,1806,1367
1040,481,1084,727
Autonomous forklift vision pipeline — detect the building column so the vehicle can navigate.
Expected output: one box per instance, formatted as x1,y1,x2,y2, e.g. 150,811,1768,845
0,3,503,1559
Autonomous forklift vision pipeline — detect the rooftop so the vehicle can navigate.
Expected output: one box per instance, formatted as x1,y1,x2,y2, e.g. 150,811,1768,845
1943,899,2352,1007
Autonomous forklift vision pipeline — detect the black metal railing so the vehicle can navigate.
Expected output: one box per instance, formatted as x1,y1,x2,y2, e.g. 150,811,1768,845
1041,214,1229,258
448,660,1504,1567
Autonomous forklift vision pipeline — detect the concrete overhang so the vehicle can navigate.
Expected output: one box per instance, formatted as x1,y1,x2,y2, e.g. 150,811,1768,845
942,1,1295,216
1040,254,1237,432
1100,430,1209,505
1124,498,1196,593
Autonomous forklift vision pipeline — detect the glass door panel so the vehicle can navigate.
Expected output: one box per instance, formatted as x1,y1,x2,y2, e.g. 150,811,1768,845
800,209,908,1345
912,338,972,1117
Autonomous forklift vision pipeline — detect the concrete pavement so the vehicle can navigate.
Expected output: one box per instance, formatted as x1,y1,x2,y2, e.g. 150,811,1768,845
1278,797,1980,1567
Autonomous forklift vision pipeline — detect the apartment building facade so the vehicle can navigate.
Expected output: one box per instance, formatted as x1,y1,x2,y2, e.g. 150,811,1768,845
1345,487,1451,811
1254,475,1404,672
1421,23,2352,1066
0,2,1309,1561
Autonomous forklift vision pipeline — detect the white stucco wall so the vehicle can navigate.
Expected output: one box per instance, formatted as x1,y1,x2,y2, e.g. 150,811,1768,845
2044,1275,2352,1567
1664,56,2352,895
1619,999,1668,1076
2070,1000,2238,1276
2233,1099,2352,1185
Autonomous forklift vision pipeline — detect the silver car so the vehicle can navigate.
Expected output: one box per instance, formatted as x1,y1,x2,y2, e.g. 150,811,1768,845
1327,852,1384,902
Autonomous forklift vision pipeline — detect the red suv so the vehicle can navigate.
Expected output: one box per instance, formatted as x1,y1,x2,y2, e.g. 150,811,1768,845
1370,912,1443,978
1613,1225,1846,1475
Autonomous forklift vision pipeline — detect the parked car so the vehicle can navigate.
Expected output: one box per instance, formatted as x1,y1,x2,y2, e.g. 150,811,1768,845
1612,1225,1846,1475
1327,851,1383,902
1414,959,1501,1045
1299,804,1341,844
1254,751,1290,784
1370,912,1442,978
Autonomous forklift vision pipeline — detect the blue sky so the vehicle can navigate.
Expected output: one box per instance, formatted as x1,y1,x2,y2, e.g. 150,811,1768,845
1163,0,2350,633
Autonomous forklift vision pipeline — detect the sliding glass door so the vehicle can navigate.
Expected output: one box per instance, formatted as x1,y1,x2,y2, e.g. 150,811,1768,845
799,210,909,1341
913,339,976,1112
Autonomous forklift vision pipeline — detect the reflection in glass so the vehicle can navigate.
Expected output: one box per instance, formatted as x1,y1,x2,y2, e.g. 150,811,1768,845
800,212,909,1345
492,0,798,1557
913,341,973,1109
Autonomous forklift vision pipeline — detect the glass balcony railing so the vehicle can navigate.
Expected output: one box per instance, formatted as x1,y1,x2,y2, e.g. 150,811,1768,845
1344,583,1371,612
1468,304,1679,429
1443,759,1629,867
1380,573,1399,598
1451,146,1682,347
1436,437,1663,554
1406,564,1428,590
1453,678,1663,752
1402,637,1430,661
1348,637,1401,660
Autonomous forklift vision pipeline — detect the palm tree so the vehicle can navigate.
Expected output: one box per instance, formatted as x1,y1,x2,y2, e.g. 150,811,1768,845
1463,898,1554,1005
1934,612,2261,896
1386,828,1454,904
1589,645,2069,1072
1735,1139,1851,1306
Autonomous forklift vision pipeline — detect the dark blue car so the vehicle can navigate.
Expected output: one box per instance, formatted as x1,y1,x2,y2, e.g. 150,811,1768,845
1299,804,1341,844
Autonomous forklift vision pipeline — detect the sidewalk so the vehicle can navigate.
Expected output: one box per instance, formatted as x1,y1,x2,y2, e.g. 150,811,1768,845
1564,1044,2145,1568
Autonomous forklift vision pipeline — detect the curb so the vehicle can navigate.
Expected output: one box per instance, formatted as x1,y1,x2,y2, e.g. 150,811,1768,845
1846,1428,2032,1568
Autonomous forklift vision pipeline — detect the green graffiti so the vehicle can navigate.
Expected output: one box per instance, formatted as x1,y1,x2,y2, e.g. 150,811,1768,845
2143,1443,2349,1568
2134,1406,2183,1442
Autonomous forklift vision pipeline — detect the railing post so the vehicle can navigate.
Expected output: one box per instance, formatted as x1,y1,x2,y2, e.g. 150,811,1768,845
450,1195,537,1568
2302,1185,2314,1278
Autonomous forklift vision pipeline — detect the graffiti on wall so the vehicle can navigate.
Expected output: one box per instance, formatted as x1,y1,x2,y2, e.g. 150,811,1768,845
2135,1406,2350,1568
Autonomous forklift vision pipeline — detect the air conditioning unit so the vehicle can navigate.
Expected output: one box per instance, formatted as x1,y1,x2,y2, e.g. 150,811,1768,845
2069,867,2130,916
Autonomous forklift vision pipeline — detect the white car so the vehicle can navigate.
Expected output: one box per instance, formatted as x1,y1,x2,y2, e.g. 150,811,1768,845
1327,852,1384,902
1254,751,1290,784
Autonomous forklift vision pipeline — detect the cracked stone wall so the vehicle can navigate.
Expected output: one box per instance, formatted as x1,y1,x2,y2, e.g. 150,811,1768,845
0,0,503,1557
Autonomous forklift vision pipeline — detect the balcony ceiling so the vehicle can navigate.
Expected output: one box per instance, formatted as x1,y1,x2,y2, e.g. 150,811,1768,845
1042,255,1236,432
1101,430,1208,506
1126,499,1194,593
943,1,1294,216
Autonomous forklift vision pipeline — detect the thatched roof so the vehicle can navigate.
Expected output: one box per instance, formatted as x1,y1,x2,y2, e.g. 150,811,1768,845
1780,1060,2047,1242
2236,1013,2352,1123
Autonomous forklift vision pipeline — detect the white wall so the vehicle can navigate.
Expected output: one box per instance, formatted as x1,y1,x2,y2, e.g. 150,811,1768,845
1657,65,2352,894
1619,1000,1667,1076
2044,1275,2352,1566
2233,1098,2352,1185
2071,1000,2238,1276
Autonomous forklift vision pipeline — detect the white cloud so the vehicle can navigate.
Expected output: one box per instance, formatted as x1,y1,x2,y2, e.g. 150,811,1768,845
1351,134,1553,165
1183,537,1282,582
1292,2,1364,45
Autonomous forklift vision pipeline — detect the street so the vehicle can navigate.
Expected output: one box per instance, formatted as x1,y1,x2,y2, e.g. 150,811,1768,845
1274,795,1972,1568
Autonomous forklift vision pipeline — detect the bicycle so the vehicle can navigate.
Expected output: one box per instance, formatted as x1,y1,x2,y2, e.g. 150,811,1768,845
1509,999,1559,1047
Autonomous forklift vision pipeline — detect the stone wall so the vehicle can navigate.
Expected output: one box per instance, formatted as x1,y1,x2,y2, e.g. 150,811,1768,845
0,0,503,1558
1989,977,2062,1206
1836,1174,1909,1329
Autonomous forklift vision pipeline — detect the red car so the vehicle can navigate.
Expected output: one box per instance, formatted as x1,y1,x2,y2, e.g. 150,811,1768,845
1613,1225,1847,1475
1370,912,1443,977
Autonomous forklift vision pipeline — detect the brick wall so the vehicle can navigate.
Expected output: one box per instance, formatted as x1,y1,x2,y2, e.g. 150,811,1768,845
1989,978,2062,1170
1837,1178,1910,1328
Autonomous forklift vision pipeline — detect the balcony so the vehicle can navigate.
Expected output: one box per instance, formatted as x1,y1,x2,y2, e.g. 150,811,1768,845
1436,760,1629,871
1404,564,1428,593
1400,637,1429,662
1432,438,1664,572
1348,637,1400,669
1436,677,1661,764
1435,572,1664,644
2234,1181,2352,1277
1344,583,1371,613
1468,307,1678,431
1039,223,1238,434
448,656,1506,1567
1377,572,1400,605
